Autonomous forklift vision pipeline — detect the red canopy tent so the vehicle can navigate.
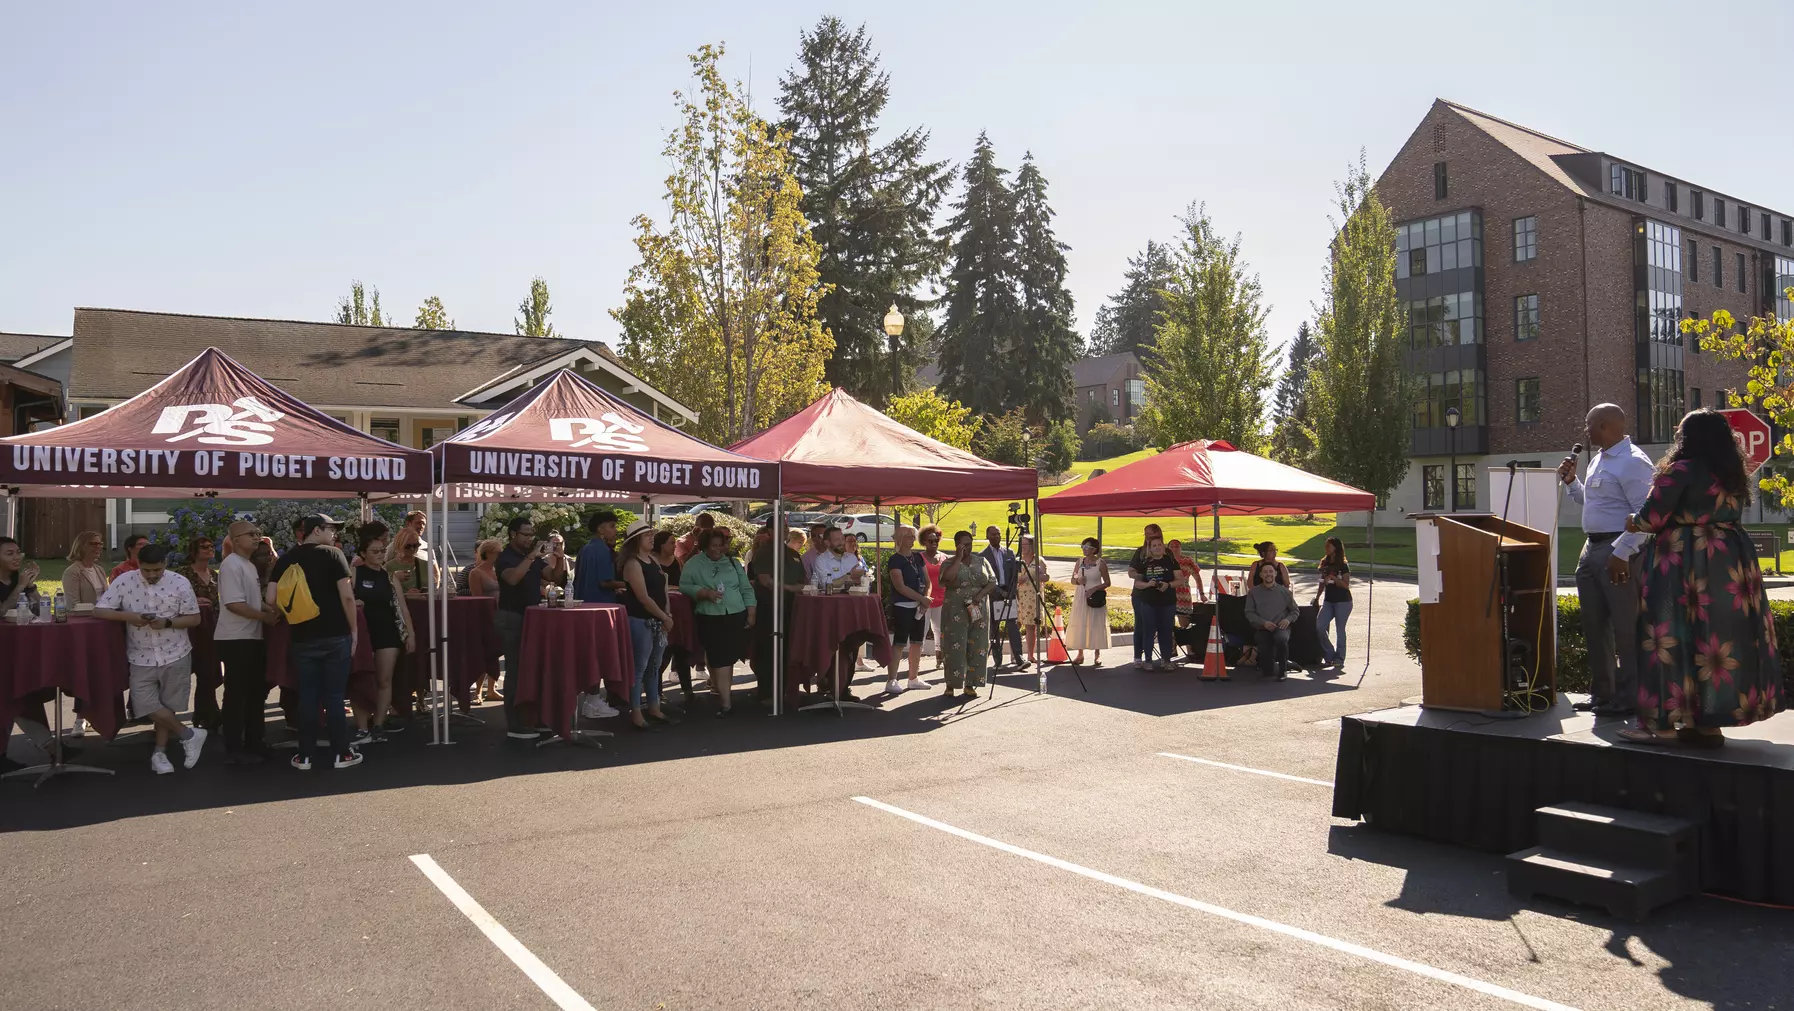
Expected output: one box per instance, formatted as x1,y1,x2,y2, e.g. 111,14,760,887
1037,439,1374,517
730,388,1035,504
0,347,431,498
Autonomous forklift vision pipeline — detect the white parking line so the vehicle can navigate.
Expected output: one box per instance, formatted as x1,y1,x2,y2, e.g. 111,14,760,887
1158,751,1334,787
852,797,1579,1011
409,854,596,1011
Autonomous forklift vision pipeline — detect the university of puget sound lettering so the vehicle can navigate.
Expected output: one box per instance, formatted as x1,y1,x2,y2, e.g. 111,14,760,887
461,449,762,492
10,445,406,481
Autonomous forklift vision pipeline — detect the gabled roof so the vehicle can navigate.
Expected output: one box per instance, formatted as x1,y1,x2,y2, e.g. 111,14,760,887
454,340,695,422
0,332,65,365
64,308,691,417
1439,100,1593,197
1072,351,1139,388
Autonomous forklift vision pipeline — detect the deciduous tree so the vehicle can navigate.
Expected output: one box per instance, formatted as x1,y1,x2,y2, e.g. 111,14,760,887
414,296,455,331
884,387,981,450
515,277,558,337
335,281,386,326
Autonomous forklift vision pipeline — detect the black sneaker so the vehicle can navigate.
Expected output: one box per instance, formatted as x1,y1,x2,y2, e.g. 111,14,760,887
368,727,388,743
506,729,542,740
381,718,407,734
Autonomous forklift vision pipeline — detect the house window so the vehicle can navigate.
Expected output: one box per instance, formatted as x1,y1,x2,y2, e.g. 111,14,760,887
1422,465,1445,510
1692,190,1705,219
1124,378,1144,413
1716,198,1727,227
1516,378,1541,423
1713,246,1724,287
1610,164,1645,201
1454,463,1477,510
1513,216,1538,261
1434,161,1449,200
1111,388,1119,408
1738,252,1748,293
370,417,400,443
1666,182,1679,213
1691,387,1702,409
1687,239,1699,282
1514,294,1540,340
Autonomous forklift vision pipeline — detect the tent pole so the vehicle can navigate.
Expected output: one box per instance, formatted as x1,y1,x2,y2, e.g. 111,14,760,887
428,483,443,745
772,494,783,716
1212,504,1221,596
1362,508,1375,679
424,486,440,746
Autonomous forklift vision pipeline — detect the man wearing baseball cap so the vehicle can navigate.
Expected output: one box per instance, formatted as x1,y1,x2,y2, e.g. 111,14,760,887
266,513,361,771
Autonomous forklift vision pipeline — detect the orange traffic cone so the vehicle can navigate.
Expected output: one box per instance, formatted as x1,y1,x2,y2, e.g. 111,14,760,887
1046,607,1069,664
1200,613,1229,681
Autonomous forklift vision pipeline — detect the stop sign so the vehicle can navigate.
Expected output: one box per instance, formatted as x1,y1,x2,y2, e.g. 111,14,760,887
1720,408,1772,474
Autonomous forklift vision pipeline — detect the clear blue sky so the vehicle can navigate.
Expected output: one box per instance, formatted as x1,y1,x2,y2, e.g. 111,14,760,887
6,1,1793,361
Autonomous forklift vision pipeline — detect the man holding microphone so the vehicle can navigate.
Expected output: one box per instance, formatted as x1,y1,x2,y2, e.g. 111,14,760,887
1557,403,1654,717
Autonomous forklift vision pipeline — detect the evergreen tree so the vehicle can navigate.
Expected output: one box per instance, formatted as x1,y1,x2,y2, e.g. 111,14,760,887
1010,153,1078,425
414,296,455,330
935,131,1018,420
1089,240,1174,358
778,17,951,403
1269,321,1320,463
1307,153,1410,502
335,281,385,326
1138,203,1275,452
515,277,558,337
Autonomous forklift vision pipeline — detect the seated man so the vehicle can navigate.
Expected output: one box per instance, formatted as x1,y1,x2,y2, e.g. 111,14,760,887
94,543,206,774
1242,562,1298,681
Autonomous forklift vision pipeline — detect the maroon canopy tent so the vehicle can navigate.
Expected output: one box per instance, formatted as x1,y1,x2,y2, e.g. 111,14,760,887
428,368,778,502
730,388,1035,504
0,347,430,498
1038,439,1375,517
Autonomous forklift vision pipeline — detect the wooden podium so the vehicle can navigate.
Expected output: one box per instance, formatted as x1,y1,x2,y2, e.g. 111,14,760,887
1413,512,1556,711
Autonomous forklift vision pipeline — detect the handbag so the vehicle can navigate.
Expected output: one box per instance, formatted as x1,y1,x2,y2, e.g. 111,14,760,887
1087,588,1107,608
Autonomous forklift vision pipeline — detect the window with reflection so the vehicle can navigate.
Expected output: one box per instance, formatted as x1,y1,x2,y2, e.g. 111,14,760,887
1422,466,1445,510
1515,294,1540,341
1640,220,1683,346
1611,164,1646,201
1397,211,1483,349
1411,369,1486,429
1513,216,1538,261
1636,220,1685,444
1775,255,1794,323
1516,378,1541,423
1396,210,1481,280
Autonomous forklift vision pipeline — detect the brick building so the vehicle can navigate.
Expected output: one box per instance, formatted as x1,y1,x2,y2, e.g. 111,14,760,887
1072,351,1144,433
1374,99,1792,523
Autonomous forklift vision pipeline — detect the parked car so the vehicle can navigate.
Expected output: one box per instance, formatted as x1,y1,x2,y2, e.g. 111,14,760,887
838,512,898,544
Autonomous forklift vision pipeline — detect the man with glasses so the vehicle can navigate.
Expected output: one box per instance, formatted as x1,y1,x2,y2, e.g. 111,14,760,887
216,520,281,763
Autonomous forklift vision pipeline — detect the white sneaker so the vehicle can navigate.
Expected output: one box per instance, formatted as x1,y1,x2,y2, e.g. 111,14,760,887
906,678,929,691
579,696,618,719
150,751,175,775
350,728,372,746
856,658,877,672
334,750,363,769
884,679,903,694
63,718,86,738
180,727,208,769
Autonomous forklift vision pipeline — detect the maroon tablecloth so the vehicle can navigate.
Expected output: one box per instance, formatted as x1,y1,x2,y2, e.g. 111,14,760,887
399,594,500,707
788,593,891,691
666,591,699,654
0,616,130,740
515,604,634,741
265,609,378,708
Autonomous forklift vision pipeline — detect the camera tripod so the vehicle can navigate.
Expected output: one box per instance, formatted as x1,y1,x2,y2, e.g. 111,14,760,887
1003,511,1087,696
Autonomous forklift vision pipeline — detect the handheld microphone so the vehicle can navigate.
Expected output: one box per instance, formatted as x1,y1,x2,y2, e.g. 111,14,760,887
1571,442,1584,455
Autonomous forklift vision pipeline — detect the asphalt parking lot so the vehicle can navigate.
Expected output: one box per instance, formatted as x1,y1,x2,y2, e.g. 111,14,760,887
4,583,1788,1010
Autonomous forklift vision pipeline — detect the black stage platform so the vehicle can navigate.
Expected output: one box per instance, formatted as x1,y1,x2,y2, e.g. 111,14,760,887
1332,696,1794,905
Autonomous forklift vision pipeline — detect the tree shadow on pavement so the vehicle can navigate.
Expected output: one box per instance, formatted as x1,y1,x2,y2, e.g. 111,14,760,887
1326,823,1784,1010
999,659,1358,718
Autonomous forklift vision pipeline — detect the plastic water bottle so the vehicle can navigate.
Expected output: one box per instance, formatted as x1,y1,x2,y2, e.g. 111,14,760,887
52,590,67,623
36,595,50,623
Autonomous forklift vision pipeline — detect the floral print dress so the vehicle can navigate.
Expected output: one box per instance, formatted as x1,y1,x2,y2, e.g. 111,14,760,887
1634,458,1783,730
942,554,994,689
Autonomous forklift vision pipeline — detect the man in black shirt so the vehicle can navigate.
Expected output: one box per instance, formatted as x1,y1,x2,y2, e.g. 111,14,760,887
496,515,550,737
749,522,806,705
266,514,359,771
980,526,1023,670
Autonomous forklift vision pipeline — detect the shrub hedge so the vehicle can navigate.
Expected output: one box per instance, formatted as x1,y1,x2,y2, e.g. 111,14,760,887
1404,596,1794,696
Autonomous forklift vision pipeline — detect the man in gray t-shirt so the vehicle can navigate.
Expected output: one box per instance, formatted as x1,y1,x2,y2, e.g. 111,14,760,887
216,520,281,761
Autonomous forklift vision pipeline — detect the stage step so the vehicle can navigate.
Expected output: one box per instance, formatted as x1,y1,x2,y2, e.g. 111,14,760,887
1505,847,1687,920
1536,802,1698,882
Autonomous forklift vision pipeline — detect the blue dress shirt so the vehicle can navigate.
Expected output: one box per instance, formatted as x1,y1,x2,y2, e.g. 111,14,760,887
1563,436,1655,559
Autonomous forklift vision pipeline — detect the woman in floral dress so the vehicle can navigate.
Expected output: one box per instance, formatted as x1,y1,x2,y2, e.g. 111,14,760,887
939,529,995,698
1621,409,1783,747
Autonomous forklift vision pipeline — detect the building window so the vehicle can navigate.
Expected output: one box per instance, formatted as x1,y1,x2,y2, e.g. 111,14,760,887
1687,239,1699,283
1422,465,1445,510
1434,161,1448,200
1715,198,1727,227
1775,255,1794,323
1691,387,1702,409
1124,378,1144,413
1516,378,1541,423
1396,210,1481,279
1086,388,1095,402
1411,369,1486,429
1397,211,1483,347
370,417,401,443
1762,212,1771,238
1513,216,1538,261
1454,463,1477,510
1640,366,1685,443
1666,182,1679,213
1713,246,1724,287
1738,252,1748,293
1514,294,1540,341
1783,219,1792,246
1743,208,1752,235
1637,220,1685,444
1610,164,1646,200
1111,388,1119,407
1692,190,1705,219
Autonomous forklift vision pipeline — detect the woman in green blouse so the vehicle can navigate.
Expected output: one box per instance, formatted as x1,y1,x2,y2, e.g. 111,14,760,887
678,529,756,716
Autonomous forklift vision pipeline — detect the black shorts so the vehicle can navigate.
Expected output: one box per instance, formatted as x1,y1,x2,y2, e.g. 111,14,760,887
695,611,748,667
890,605,927,645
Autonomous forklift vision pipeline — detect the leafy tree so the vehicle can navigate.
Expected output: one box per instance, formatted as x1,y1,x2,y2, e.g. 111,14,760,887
885,387,982,450
975,407,1030,466
1307,153,1410,501
335,281,386,326
1010,153,1078,425
613,45,834,444
1138,203,1275,451
1082,422,1147,460
935,131,1018,420
1269,321,1320,463
1039,418,1080,475
778,17,951,403
515,277,558,337
1089,239,1174,358
1683,306,1794,505
414,296,455,330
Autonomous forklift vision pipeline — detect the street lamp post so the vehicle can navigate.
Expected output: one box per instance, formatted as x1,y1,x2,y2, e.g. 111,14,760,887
883,303,905,403
1444,406,1461,512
